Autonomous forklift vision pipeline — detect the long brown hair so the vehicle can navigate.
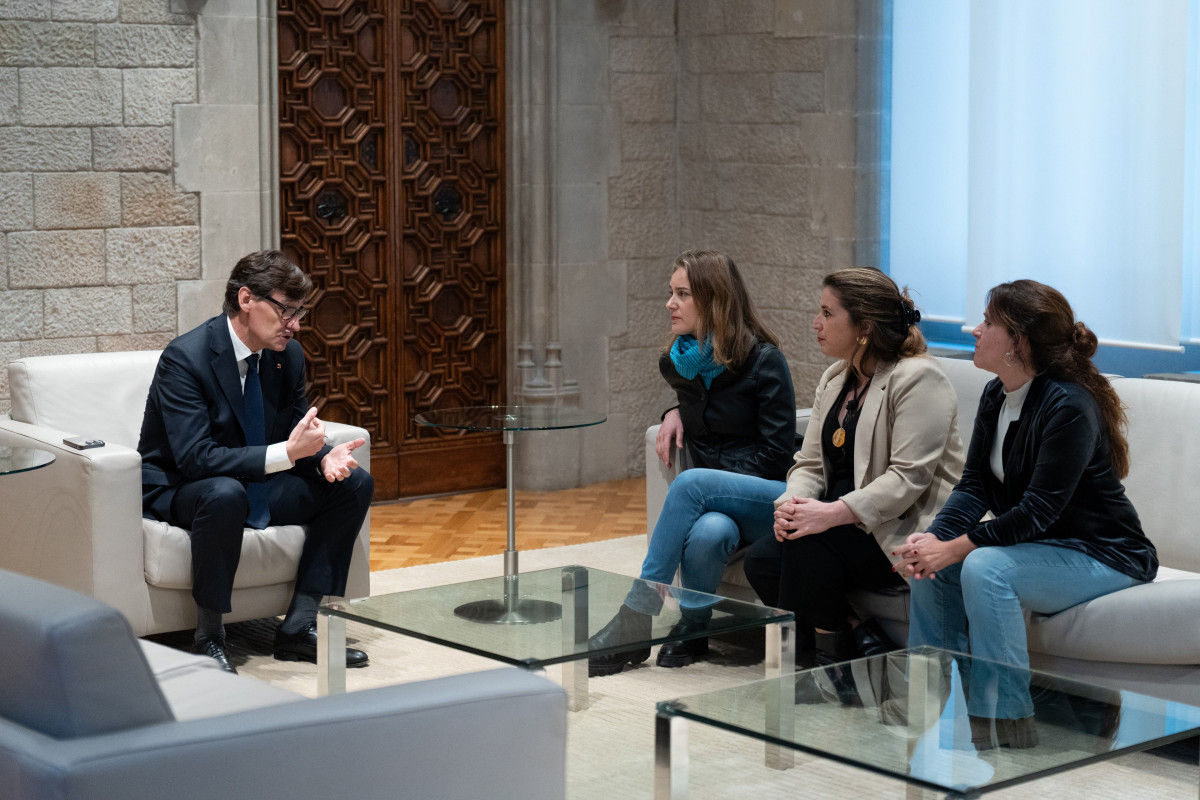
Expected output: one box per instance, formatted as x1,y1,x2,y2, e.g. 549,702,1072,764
822,267,926,367
669,250,778,368
985,279,1130,478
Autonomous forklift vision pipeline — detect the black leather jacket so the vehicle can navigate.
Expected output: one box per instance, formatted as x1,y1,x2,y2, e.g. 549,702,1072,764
660,341,796,481
929,375,1158,581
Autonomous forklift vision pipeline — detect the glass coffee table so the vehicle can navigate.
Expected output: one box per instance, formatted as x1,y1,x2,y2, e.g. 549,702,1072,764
654,646,1200,798
318,566,796,711
414,406,606,624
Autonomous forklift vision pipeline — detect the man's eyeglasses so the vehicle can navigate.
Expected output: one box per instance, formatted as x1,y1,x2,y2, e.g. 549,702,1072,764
258,295,308,322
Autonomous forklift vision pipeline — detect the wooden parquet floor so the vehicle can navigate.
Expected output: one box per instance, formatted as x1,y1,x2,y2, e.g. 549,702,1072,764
367,476,647,570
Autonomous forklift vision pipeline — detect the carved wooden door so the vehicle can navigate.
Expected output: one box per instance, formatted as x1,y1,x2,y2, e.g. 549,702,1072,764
278,0,506,500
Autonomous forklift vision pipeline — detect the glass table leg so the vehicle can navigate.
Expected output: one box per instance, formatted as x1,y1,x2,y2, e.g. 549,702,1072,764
764,619,796,769
560,565,589,710
655,705,689,800
317,612,346,696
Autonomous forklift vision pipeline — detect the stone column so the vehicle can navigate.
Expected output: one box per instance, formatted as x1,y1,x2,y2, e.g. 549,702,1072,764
173,0,279,331
508,0,577,406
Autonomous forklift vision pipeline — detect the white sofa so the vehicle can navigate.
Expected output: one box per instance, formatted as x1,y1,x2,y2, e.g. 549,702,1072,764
646,354,1200,704
0,350,371,636
0,568,567,800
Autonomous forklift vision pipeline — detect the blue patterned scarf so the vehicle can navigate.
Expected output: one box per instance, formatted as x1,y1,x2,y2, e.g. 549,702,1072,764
670,335,726,388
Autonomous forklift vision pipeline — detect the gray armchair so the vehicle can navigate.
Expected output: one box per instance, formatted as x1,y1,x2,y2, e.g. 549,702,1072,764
0,350,371,636
0,568,568,800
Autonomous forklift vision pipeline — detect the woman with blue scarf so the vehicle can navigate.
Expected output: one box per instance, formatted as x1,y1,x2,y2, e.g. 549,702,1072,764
589,250,796,676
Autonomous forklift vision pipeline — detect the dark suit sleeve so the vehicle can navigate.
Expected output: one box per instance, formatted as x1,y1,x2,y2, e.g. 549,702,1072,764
153,346,267,482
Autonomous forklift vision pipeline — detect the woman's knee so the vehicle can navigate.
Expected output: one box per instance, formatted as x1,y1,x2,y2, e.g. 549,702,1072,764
961,547,1016,587
668,467,718,500
742,535,781,577
685,513,740,557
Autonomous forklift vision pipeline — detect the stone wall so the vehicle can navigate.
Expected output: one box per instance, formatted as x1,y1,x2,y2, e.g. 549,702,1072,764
0,0,201,413
603,0,864,476
0,0,275,417
0,0,867,490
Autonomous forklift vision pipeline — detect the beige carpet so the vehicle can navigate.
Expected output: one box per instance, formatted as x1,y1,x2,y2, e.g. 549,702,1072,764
169,536,1196,799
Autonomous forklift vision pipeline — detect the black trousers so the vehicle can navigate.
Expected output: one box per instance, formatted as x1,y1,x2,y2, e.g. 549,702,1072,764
742,523,904,631
145,468,374,614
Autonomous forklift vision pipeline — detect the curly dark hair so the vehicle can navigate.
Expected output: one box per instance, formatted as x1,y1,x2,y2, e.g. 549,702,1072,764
986,279,1129,478
822,267,926,367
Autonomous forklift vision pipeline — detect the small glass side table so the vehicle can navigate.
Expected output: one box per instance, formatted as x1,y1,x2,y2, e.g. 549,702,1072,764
0,445,55,476
414,405,606,624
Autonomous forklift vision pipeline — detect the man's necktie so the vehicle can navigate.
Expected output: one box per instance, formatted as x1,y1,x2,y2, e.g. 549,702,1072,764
243,353,270,528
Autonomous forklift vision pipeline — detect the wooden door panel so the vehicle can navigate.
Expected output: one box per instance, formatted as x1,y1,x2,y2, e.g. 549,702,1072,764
279,0,505,499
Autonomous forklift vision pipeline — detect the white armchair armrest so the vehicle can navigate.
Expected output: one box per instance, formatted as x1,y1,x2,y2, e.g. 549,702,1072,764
0,418,147,617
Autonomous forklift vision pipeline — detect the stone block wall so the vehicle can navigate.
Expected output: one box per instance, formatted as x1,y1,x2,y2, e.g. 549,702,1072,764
0,0,275,417
603,0,865,475
0,0,201,413
0,0,869,490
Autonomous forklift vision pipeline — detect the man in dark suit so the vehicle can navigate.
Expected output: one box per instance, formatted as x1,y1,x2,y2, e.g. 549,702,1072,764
139,250,373,673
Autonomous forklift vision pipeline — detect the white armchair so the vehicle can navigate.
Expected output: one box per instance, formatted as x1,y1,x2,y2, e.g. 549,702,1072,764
0,351,371,636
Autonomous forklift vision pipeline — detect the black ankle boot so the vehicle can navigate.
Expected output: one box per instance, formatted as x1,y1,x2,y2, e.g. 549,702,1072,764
796,629,861,706
852,618,897,658
655,614,710,668
587,604,652,677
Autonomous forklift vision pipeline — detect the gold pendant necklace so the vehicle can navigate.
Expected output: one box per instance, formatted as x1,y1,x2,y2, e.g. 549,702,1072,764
833,376,870,449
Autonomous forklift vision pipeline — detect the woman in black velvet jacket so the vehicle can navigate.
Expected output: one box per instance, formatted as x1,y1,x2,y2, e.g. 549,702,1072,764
895,279,1158,750
588,250,796,677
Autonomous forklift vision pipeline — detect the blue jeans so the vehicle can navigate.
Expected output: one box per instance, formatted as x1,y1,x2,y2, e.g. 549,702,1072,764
626,468,784,616
907,542,1142,719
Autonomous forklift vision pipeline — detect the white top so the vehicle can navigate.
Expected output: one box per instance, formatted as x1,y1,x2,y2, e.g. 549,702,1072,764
990,379,1032,482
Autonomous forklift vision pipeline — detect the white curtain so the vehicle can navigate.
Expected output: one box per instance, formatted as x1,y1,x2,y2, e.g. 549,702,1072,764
889,0,969,322
1185,0,1200,343
891,0,1193,352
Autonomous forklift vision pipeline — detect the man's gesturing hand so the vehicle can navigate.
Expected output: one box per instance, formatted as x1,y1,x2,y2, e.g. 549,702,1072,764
322,438,366,482
286,407,326,462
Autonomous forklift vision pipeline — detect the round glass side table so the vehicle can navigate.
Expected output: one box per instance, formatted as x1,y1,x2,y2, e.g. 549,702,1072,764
0,445,55,476
414,405,606,624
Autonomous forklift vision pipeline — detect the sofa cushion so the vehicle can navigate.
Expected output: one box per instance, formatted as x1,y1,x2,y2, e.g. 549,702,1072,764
7,351,161,449
142,519,308,589
137,641,303,721
1112,376,1200,574
1027,568,1200,665
0,569,173,738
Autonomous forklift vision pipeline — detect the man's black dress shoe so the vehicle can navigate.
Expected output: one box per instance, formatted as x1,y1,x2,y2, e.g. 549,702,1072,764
194,636,238,674
274,623,369,668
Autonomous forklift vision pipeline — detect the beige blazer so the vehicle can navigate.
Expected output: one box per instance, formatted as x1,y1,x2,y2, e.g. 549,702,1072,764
777,355,966,566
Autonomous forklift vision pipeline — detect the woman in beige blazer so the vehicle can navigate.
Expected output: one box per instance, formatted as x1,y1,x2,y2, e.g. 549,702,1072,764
743,268,965,686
